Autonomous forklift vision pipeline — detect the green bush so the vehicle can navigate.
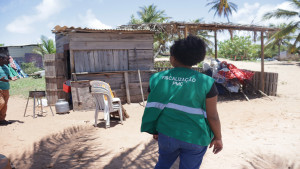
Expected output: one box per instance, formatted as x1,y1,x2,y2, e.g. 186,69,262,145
21,62,42,75
154,61,172,67
218,36,260,60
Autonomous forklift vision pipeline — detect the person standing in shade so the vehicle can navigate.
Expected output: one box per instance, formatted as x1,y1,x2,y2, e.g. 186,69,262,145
0,54,17,125
141,35,223,169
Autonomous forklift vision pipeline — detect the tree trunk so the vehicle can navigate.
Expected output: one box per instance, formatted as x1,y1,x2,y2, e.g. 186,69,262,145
278,43,281,60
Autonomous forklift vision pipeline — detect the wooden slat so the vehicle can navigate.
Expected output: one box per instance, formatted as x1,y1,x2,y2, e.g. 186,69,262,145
88,51,96,72
69,41,153,50
70,50,75,73
94,51,102,72
124,72,131,104
121,82,149,89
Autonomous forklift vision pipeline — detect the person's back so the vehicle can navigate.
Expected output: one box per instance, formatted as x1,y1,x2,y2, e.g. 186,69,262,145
141,35,223,169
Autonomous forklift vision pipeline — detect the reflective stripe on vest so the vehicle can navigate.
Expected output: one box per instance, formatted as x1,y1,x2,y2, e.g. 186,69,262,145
146,102,207,118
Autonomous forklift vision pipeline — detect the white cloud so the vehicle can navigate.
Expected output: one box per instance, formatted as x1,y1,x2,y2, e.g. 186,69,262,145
232,1,299,26
6,0,66,34
35,0,65,19
78,9,112,29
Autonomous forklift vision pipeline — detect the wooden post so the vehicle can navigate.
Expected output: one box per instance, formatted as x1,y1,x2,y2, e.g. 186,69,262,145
214,30,218,59
260,31,265,92
138,70,145,107
70,50,75,73
184,26,188,38
124,72,131,104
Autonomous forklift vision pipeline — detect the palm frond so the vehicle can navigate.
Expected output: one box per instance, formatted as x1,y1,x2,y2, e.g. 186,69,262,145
289,0,300,9
293,32,300,46
263,9,298,20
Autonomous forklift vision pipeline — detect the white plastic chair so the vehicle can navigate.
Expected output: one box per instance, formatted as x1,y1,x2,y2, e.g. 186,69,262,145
90,81,123,128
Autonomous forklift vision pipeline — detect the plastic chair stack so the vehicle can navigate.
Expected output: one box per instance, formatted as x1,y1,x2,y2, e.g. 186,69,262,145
90,81,123,128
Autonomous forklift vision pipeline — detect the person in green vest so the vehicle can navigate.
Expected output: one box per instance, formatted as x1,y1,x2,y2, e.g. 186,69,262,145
141,35,222,169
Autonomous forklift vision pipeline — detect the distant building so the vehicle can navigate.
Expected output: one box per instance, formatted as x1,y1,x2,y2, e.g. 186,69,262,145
0,44,43,68
275,51,296,60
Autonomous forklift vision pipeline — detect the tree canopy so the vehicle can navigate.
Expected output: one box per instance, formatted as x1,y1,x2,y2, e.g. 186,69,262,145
206,0,238,22
33,35,56,57
263,0,300,54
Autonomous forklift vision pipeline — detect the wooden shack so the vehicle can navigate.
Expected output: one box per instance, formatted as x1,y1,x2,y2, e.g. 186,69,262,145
48,26,155,110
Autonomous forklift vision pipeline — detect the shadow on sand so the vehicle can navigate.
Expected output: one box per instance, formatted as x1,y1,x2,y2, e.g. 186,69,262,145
10,125,109,169
241,152,299,169
103,139,180,169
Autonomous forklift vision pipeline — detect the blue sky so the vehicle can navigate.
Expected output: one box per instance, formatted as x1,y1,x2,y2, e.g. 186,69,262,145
0,0,297,46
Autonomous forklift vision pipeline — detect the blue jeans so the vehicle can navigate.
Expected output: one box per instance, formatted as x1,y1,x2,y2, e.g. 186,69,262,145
155,133,208,169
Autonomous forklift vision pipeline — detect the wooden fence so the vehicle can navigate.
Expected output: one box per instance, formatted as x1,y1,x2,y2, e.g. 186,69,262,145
154,67,278,96
155,67,203,72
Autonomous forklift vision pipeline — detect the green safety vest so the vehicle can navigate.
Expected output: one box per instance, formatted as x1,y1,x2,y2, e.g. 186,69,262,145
141,67,215,146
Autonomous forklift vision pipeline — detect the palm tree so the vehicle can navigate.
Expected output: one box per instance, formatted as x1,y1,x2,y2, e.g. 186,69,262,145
33,35,56,57
263,0,300,54
129,4,170,24
206,0,238,22
129,4,171,56
264,24,295,59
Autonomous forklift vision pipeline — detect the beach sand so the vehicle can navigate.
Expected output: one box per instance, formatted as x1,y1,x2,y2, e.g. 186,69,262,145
1,59,300,169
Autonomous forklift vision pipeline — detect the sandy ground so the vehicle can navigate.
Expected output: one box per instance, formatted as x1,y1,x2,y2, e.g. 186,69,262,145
1,59,300,169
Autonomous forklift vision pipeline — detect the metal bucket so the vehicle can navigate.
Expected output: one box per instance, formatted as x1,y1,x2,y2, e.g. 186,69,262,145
55,99,70,114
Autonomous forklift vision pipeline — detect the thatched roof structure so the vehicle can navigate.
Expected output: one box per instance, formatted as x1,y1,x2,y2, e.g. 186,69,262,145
119,22,280,92
119,22,278,34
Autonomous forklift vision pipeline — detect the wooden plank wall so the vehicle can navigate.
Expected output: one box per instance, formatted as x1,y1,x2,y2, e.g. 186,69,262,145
70,81,95,111
71,71,154,110
128,49,154,70
66,32,154,110
69,33,153,50
74,50,129,73
69,33,154,73
44,53,68,105
55,33,70,53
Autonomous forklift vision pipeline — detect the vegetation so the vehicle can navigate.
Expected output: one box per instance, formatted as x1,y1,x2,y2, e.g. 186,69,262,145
33,35,56,57
10,77,45,98
190,18,214,47
129,4,171,56
218,36,259,60
21,62,42,75
154,61,172,68
263,0,300,54
264,24,294,57
129,4,170,24
206,0,238,22
0,44,4,47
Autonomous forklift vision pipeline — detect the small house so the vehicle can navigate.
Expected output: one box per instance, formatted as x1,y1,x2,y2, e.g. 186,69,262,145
46,26,155,110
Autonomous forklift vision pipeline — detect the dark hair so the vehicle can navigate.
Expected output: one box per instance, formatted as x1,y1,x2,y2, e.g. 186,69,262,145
0,53,7,59
170,35,206,66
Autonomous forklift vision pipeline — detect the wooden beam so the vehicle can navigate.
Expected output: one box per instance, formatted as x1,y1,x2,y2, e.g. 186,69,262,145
214,30,218,59
260,31,265,92
138,69,145,106
70,50,75,74
124,72,131,104
69,41,153,50
184,26,188,38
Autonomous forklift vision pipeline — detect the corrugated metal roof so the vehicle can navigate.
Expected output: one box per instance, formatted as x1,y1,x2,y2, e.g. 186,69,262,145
0,44,39,48
52,25,155,34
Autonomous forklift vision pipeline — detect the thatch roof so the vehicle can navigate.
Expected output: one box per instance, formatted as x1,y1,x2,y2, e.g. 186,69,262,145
119,22,279,34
